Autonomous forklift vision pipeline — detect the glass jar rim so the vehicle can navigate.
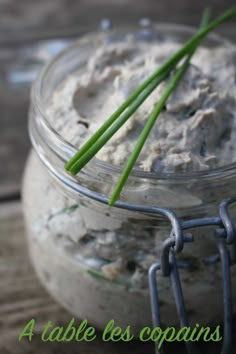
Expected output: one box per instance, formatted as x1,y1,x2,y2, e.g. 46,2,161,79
31,22,236,188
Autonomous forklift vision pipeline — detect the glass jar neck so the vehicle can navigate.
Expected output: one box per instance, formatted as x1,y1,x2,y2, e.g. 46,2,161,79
29,24,236,219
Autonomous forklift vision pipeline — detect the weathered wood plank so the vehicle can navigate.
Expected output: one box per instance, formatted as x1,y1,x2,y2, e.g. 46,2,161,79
0,84,30,199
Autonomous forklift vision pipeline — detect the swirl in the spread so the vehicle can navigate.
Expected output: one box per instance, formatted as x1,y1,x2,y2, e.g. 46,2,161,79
47,37,236,173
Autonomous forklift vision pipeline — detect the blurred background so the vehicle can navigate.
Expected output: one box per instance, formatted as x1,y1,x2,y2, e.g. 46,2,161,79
0,1,235,353
1,0,235,40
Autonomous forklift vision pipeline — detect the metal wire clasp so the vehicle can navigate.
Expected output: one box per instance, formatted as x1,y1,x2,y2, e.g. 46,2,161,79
148,198,236,354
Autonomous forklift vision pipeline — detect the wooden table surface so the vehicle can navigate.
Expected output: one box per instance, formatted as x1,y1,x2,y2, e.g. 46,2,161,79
0,1,236,353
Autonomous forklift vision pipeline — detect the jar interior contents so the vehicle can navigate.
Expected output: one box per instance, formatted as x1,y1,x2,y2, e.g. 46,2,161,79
47,32,236,173
24,152,235,331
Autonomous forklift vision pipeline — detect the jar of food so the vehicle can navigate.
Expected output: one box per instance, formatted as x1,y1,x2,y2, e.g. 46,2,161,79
22,23,236,335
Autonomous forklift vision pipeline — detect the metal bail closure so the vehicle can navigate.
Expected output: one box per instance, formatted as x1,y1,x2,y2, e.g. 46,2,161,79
216,236,233,354
219,197,236,265
217,198,236,354
148,197,236,354
149,236,200,354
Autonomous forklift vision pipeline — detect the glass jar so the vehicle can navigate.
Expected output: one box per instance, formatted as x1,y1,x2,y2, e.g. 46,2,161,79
22,23,236,335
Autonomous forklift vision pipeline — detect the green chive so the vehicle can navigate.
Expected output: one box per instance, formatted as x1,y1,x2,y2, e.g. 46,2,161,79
108,8,211,205
69,70,169,174
64,7,236,206
66,7,236,171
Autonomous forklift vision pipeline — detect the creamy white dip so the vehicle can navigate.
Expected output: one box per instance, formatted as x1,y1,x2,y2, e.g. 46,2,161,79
47,37,236,172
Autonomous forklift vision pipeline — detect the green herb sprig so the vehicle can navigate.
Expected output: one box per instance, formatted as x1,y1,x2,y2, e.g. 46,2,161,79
65,7,236,206
109,9,211,205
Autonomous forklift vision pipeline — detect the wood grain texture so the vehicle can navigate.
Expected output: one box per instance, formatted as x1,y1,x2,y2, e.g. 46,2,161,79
0,202,235,353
